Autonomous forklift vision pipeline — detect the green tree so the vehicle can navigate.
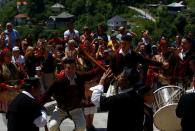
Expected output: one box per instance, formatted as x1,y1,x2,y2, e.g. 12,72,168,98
25,0,45,23
174,14,187,35
184,24,195,35
0,1,18,26
71,0,86,16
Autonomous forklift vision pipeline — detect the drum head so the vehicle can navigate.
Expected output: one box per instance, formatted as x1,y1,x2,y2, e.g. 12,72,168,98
154,104,181,131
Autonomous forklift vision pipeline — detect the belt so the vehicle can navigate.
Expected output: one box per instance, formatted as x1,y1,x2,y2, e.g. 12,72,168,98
59,105,82,112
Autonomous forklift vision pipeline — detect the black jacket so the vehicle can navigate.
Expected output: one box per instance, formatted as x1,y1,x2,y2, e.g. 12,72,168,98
176,93,195,131
115,50,162,75
144,104,153,131
100,89,144,131
7,93,41,131
40,69,100,110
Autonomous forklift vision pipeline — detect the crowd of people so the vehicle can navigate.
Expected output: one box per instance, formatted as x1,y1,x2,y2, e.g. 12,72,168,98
0,21,195,131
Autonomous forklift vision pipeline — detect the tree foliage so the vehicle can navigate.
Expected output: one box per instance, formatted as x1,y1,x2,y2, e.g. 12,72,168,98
174,14,187,35
0,0,194,43
25,0,45,23
0,1,17,26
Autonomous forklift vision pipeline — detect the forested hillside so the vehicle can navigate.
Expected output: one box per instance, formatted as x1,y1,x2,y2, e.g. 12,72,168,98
0,0,194,43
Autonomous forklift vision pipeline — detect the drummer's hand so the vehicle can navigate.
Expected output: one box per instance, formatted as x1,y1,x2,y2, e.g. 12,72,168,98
6,84,20,91
13,85,20,89
162,61,169,69
105,65,110,69
99,68,113,85
6,85,14,90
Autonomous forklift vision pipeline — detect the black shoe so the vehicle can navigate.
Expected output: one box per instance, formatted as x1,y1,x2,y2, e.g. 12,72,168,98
87,125,96,131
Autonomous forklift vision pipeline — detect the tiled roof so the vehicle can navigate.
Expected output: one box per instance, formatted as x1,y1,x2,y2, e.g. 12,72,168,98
15,14,27,18
108,16,128,22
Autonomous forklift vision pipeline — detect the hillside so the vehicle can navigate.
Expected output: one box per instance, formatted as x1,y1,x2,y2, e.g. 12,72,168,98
0,0,194,44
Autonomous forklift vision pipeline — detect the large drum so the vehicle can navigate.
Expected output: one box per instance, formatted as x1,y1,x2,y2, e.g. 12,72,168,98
153,86,183,131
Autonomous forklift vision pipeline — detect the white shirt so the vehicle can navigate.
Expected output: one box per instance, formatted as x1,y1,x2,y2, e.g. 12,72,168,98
90,85,104,107
64,29,79,40
186,88,195,93
119,88,133,94
142,37,150,46
119,48,131,56
178,49,190,60
11,55,24,65
182,49,190,59
66,73,77,85
22,91,47,127
116,32,132,42
90,85,133,107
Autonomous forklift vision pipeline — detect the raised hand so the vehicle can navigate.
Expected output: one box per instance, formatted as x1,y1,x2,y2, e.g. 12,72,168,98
99,68,113,85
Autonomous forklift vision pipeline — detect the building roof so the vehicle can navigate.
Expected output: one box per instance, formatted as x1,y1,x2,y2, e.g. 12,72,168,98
167,1,185,7
49,12,74,20
15,14,27,18
146,4,159,7
51,3,65,8
107,16,128,23
56,12,74,18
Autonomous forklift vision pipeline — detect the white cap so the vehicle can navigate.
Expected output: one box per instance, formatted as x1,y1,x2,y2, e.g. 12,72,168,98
6,22,12,27
36,66,41,71
12,46,20,52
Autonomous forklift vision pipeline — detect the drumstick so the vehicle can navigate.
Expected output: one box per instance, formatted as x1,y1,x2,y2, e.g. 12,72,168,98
80,47,118,80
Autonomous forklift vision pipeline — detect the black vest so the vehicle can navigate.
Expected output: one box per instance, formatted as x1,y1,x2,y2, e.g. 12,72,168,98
7,93,41,131
144,104,153,131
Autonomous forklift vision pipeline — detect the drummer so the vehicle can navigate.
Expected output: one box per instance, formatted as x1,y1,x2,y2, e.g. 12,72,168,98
176,84,195,131
186,54,195,93
176,36,195,89
138,85,154,131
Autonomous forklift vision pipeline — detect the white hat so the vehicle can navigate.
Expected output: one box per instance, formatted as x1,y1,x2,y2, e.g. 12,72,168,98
12,46,20,52
35,66,41,71
6,22,12,27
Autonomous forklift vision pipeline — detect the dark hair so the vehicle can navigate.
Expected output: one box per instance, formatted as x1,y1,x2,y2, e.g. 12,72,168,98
15,38,21,43
123,67,140,86
97,24,104,33
22,77,40,91
138,85,152,96
183,36,193,44
189,54,195,63
83,26,88,31
121,35,132,42
52,32,58,37
67,22,73,27
63,58,75,64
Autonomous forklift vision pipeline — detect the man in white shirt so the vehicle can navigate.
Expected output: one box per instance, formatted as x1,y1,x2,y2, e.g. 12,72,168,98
11,46,24,66
116,26,137,42
90,68,144,131
64,22,79,47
